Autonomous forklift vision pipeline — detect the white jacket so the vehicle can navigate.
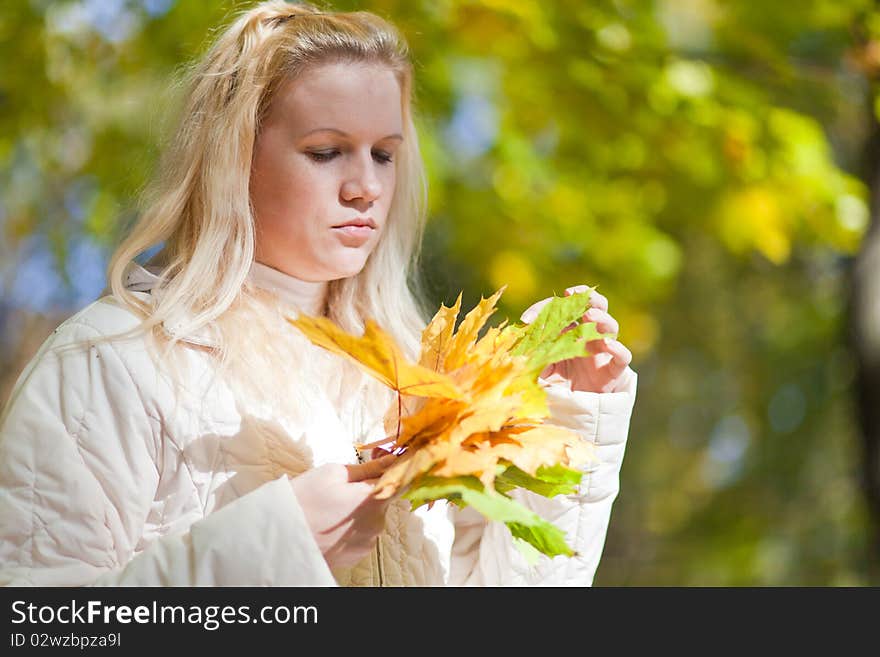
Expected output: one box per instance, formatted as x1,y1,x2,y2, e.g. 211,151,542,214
0,264,637,586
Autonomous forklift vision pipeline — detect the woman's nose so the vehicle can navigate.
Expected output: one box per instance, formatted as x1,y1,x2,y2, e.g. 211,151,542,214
343,155,382,205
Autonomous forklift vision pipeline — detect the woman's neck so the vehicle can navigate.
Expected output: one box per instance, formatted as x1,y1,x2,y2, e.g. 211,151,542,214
247,261,329,316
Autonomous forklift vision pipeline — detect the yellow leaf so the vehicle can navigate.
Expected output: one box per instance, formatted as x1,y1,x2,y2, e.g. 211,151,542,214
471,320,521,364
492,425,593,475
419,293,462,371
502,374,550,420
395,398,468,448
287,315,464,400
433,446,499,490
449,393,524,443
382,393,427,442
442,286,507,372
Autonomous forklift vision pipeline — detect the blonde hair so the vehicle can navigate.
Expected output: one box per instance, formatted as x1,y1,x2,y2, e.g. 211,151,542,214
102,1,431,425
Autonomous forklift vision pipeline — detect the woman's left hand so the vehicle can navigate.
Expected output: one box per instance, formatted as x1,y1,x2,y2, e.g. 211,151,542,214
520,284,633,394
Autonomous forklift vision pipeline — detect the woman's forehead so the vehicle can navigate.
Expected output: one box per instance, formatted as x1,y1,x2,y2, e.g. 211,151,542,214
269,62,403,136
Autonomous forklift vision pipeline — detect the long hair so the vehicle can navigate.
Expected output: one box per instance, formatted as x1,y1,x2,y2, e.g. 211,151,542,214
102,1,432,427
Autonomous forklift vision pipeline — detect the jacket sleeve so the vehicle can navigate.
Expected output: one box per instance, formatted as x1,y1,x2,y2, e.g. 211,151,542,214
0,319,335,586
449,368,637,586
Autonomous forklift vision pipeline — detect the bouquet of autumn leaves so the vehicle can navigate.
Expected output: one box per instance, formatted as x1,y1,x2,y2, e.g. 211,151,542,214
287,286,606,560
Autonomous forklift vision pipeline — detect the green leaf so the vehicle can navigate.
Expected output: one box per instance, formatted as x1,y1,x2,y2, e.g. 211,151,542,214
402,474,489,509
496,463,584,498
508,521,576,559
511,290,596,356
534,463,587,485
524,321,605,377
491,462,516,494
508,292,607,375
512,536,543,565
404,474,576,558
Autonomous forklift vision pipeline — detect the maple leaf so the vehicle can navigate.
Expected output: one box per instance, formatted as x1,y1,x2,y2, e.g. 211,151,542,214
511,289,603,377
419,293,462,371
403,474,577,558
287,315,464,400
286,286,608,559
495,463,585,498
441,286,507,372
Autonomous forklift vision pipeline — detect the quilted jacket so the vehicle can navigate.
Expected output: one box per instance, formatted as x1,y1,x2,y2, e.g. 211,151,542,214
0,263,637,586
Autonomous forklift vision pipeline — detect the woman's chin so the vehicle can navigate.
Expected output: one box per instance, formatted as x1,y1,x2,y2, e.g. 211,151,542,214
327,254,370,280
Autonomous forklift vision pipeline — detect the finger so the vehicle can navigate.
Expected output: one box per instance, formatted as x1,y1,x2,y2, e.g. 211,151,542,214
589,290,608,312
520,297,552,324
585,336,632,360
371,446,394,460
583,308,619,336
584,338,609,356
599,339,633,379
346,453,397,482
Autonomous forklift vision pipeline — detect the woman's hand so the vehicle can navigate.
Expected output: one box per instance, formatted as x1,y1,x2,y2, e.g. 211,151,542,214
520,284,634,394
289,454,396,570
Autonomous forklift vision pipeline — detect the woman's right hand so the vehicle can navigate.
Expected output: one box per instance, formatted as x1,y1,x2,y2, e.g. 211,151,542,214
289,454,397,570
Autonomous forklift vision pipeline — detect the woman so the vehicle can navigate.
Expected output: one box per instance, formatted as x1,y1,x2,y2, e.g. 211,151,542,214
0,1,636,586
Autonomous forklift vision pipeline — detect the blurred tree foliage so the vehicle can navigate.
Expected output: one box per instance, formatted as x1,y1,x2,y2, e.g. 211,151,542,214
2,0,879,584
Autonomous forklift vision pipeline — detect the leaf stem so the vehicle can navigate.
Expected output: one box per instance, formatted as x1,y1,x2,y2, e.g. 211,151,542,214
396,389,402,442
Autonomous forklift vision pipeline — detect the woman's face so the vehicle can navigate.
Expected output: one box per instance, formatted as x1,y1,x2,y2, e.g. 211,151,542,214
250,61,403,281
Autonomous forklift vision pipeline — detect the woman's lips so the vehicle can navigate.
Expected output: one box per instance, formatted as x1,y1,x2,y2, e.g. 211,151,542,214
331,225,375,245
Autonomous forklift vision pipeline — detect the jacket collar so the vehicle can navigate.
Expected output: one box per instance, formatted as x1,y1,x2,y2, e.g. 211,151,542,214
123,262,331,349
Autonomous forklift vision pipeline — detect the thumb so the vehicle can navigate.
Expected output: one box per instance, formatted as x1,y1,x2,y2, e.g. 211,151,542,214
521,297,552,324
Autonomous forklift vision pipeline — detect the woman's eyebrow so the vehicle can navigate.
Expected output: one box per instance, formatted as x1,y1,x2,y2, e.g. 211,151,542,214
301,127,404,141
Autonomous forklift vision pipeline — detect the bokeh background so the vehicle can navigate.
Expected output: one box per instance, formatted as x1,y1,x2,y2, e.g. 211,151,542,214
4,0,880,585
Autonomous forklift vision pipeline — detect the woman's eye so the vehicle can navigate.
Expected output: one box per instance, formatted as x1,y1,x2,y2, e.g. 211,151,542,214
307,150,338,162
306,150,394,164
